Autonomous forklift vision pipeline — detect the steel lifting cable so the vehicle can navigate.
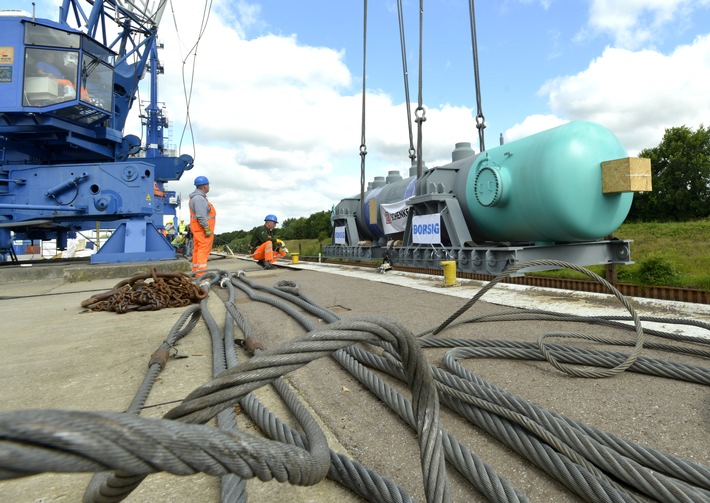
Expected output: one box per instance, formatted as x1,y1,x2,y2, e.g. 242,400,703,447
214,274,248,503
396,0,417,167
217,274,451,502
236,275,525,502
268,276,703,501
436,353,710,502
339,316,709,499
214,272,414,503
345,347,636,502
415,0,426,179
261,265,709,502
432,259,646,379
468,0,486,152
83,304,204,503
2,264,709,502
225,274,415,503
359,0,368,223
244,276,530,502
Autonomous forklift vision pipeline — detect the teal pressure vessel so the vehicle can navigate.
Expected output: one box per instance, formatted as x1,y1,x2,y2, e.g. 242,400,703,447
456,121,632,244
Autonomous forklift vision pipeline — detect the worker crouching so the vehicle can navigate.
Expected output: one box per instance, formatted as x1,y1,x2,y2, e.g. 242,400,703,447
251,214,287,269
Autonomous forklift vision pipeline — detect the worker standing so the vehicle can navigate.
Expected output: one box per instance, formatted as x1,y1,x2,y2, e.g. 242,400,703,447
250,214,287,269
188,176,216,277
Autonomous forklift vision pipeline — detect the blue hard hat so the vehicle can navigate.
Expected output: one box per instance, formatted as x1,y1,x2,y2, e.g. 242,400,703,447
264,214,278,223
194,175,209,186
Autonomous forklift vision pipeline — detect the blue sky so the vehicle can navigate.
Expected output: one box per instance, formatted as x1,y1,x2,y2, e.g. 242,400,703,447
10,0,710,232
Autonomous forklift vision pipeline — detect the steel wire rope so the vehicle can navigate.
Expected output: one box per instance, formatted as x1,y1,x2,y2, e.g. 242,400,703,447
162,314,452,502
0,285,339,496
240,275,526,501
342,345,637,502
433,373,641,502
414,0,426,179
349,282,707,502
205,274,248,503
420,310,710,357
467,0,486,152
215,274,333,495
216,271,390,501
420,291,709,498
237,392,415,503
4,268,705,502
244,276,527,501
332,348,529,503
264,277,528,502
83,303,204,503
439,350,710,502
440,388,641,503
168,0,214,159
224,274,416,502
359,0,368,225
432,259,646,378
0,409,334,483
75,273,332,502
228,273,452,502
421,309,710,498
396,0,417,165
246,277,340,324
418,339,710,385
349,346,649,502
83,277,221,503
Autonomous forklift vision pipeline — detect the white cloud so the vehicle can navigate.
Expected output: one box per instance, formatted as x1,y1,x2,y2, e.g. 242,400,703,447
537,34,710,155
149,1,480,232
504,114,568,143
583,0,701,49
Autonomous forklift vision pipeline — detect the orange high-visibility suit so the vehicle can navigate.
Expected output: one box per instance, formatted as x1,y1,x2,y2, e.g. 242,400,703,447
251,240,288,264
250,225,287,265
189,191,216,277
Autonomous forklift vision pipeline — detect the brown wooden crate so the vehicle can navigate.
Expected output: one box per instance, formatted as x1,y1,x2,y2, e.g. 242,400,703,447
601,157,652,193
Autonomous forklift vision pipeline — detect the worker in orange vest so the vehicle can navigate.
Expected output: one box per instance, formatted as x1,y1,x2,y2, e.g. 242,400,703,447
189,176,216,277
250,214,287,269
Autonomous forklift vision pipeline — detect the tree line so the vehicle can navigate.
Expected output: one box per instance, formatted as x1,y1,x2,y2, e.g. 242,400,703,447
216,123,710,250
215,210,332,253
628,124,709,221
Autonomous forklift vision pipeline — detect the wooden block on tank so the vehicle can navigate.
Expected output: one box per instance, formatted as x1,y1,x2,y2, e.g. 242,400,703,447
601,157,652,193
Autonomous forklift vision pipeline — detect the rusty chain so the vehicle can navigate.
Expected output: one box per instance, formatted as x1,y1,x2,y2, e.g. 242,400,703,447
81,268,208,313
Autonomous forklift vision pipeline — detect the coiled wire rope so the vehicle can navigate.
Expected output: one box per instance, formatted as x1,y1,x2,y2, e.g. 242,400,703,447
0,260,708,502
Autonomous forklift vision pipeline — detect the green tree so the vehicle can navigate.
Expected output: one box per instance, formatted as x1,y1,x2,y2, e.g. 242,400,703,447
629,125,710,221
280,210,332,239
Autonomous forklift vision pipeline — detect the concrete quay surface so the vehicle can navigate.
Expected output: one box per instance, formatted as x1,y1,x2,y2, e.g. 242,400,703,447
0,255,708,502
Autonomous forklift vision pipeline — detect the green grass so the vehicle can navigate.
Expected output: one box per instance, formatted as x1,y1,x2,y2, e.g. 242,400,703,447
285,219,710,291
531,218,710,290
283,238,327,258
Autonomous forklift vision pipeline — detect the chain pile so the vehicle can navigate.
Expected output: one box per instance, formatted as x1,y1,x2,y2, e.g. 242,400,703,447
81,268,208,313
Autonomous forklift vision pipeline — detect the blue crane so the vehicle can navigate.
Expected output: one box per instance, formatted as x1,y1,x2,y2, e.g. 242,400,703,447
0,0,193,263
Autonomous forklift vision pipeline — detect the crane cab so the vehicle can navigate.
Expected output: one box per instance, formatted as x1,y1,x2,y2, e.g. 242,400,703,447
1,12,115,136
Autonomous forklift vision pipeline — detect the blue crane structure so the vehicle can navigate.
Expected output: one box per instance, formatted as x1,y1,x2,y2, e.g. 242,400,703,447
0,0,193,263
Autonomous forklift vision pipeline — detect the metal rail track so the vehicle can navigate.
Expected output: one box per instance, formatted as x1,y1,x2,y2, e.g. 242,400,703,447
302,257,710,306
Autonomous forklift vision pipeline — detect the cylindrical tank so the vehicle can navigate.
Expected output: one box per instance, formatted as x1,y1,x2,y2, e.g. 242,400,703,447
455,121,632,244
363,172,416,241
334,171,416,242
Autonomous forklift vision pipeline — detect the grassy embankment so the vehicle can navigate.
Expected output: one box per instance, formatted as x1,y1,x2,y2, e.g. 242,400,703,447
284,218,710,291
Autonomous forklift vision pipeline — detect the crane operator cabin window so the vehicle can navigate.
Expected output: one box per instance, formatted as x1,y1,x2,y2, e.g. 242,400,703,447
22,22,114,120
